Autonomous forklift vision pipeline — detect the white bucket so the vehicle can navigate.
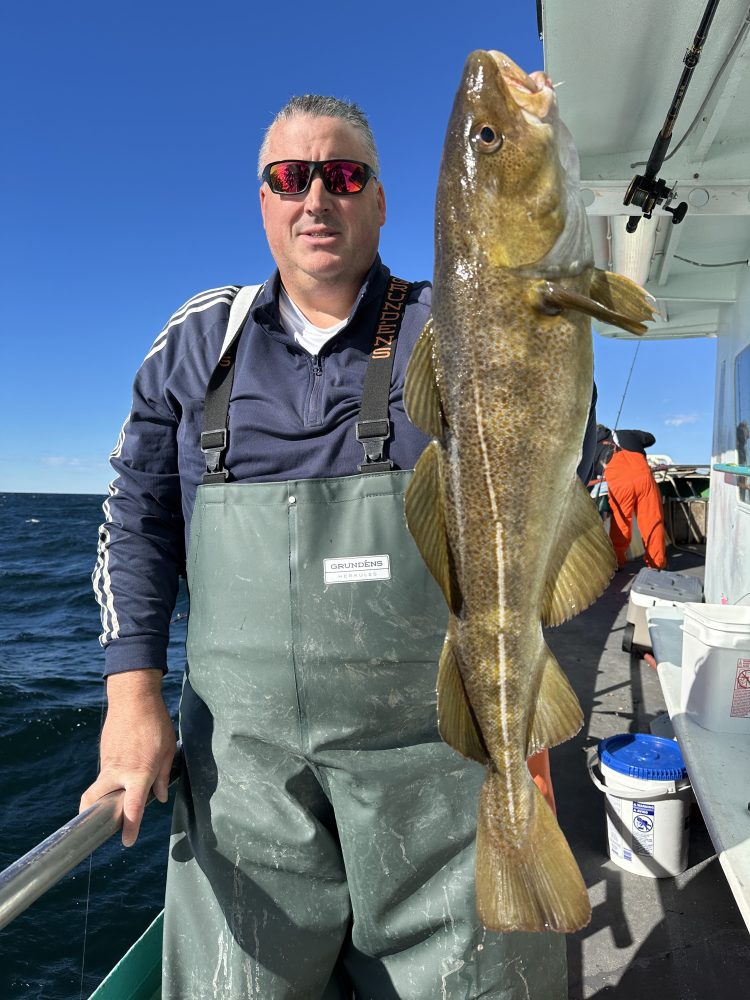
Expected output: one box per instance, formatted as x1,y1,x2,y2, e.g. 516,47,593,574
588,734,691,878
681,603,750,734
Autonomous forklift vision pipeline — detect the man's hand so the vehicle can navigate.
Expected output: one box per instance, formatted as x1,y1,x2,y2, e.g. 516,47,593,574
80,669,177,847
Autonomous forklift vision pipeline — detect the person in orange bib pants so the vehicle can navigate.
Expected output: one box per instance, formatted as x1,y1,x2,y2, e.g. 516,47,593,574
596,426,667,570
528,749,556,813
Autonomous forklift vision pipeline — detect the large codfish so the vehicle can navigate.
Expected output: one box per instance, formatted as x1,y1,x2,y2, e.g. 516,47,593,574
404,51,655,932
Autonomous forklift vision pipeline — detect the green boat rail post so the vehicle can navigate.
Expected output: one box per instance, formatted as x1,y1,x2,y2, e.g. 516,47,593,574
0,745,182,930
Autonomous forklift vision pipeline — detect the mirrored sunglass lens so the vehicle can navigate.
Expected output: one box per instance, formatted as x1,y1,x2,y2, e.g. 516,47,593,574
270,162,310,193
323,161,366,194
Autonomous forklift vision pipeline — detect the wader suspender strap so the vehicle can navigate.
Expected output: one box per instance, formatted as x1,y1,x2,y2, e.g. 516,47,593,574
200,276,412,483
201,285,263,484
356,276,412,474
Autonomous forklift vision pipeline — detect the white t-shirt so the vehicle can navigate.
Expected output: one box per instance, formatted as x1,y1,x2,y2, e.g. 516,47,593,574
278,284,355,356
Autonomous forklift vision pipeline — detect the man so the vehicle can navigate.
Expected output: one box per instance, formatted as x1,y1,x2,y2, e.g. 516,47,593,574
82,95,580,998
595,425,667,570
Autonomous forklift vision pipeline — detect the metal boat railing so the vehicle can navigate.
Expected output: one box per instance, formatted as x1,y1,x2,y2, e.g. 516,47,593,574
0,745,182,930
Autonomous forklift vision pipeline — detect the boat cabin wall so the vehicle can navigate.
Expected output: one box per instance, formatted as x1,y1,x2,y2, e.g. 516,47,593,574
707,267,750,606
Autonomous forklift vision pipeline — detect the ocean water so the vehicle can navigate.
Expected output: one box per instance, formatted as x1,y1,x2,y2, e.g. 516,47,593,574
0,493,186,999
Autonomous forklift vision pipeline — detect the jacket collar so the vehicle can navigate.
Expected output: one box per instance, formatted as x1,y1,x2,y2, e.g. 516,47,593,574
251,255,389,347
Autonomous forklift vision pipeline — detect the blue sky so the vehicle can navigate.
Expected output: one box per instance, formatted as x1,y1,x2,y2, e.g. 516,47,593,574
1,1,715,495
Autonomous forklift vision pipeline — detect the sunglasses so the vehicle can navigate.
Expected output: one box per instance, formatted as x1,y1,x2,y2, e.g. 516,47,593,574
261,159,377,196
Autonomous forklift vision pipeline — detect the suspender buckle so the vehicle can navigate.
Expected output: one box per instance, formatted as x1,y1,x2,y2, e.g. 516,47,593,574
201,429,229,483
356,419,393,473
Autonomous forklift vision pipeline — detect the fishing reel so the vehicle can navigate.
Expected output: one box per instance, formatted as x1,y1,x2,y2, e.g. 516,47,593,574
621,0,720,235
623,175,688,233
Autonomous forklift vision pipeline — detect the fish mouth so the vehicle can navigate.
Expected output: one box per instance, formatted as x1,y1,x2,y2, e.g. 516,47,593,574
488,52,540,95
485,50,556,123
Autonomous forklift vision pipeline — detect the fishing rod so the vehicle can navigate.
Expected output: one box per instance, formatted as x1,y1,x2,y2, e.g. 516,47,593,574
623,0,722,233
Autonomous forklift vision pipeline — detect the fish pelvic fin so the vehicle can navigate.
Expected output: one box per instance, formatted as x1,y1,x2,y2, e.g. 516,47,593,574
542,477,617,626
437,624,489,764
529,277,654,336
405,440,462,615
476,772,591,933
404,317,446,438
526,644,583,755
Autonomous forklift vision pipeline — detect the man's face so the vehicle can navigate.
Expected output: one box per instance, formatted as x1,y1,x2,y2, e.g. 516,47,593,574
259,115,386,293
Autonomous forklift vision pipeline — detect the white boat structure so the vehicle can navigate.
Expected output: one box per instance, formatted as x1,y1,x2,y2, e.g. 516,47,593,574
543,0,750,601
2,1,750,995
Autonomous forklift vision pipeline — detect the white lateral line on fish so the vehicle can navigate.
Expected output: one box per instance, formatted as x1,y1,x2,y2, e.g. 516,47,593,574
470,337,516,822
495,520,516,826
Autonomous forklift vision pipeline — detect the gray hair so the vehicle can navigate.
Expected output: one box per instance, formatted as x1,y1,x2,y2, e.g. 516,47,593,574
257,94,380,178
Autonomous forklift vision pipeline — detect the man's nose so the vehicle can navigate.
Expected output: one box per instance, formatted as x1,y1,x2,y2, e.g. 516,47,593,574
304,173,331,213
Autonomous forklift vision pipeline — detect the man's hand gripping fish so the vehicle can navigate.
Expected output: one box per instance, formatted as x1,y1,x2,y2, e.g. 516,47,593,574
403,51,656,933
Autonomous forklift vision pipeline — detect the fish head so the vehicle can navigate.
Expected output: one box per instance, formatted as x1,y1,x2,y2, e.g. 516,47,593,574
437,49,592,274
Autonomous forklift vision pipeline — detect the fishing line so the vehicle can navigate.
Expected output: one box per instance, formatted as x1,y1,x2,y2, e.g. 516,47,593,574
78,682,108,999
613,340,642,432
78,857,94,999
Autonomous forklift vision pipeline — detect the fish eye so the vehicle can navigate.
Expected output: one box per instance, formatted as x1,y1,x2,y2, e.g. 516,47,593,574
472,123,504,153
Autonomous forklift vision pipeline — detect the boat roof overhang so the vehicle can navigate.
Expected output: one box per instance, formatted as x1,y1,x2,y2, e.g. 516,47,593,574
539,0,750,339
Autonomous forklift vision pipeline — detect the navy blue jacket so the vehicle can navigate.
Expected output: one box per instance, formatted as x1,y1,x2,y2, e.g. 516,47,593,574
95,259,432,675
94,256,597,676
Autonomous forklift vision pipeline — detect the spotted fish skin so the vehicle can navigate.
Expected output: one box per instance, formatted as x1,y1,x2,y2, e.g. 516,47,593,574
404,50,655,933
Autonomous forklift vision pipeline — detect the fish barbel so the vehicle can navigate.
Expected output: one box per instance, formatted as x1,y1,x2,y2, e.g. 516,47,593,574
404,50,655,933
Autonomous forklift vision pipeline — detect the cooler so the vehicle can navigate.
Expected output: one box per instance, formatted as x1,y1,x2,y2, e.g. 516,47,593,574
623,568,703,654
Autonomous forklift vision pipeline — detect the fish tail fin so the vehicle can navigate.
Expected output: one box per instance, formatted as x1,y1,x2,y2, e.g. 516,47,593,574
476,770,591,933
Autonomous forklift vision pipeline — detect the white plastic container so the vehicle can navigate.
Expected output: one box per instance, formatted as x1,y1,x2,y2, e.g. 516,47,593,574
681,603,750,734
626,568,703,650
588,734,691,878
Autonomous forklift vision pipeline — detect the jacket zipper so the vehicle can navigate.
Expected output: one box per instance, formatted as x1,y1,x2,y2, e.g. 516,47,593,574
306,354,324,426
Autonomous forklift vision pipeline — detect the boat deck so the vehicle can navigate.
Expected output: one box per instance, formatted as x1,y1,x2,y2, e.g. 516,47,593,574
550,545,750,999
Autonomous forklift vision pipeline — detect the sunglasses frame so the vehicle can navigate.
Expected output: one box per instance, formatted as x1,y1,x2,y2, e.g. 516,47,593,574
261,159,377,197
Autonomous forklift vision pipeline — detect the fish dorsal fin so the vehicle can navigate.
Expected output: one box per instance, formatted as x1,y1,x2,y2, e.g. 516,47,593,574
542,477,617,627
526,644,584,756
404,317,446,439
590,268,659,326
437,624,489,764
531,278,655,336
404,440,462,615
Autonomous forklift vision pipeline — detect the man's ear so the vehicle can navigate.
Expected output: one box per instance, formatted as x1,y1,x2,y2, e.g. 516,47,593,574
377,182,386,227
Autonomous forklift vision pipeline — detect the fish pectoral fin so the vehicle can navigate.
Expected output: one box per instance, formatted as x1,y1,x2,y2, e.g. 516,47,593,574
437,629,489,764
531,279,651,336
404,317,447,438
404,440,462,615
476,774,591,933
590,269,660,326
526,644,583,755
542,477,617,626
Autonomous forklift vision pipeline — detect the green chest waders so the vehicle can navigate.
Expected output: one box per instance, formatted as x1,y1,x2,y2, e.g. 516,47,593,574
162,284,566,1000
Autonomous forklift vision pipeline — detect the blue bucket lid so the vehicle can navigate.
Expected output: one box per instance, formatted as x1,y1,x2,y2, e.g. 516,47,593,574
598,733,687,781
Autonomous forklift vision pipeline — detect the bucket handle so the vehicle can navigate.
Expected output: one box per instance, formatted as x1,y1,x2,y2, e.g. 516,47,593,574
586,749,690,801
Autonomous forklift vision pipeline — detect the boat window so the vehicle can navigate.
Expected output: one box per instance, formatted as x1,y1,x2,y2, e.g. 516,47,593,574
735,343,750,504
